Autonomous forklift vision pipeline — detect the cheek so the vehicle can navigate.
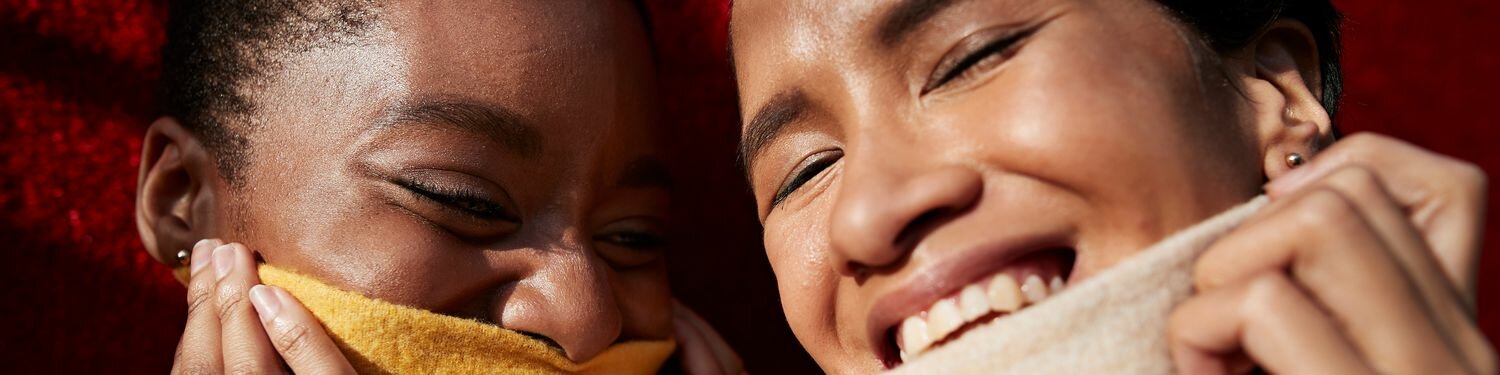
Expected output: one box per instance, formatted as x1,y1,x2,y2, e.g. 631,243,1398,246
615,264,674,338
927,22,1262,269
763,206,848,359
234,170,471,306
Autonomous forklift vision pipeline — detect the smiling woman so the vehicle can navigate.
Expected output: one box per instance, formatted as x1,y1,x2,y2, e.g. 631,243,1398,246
135,0,699,372
731,0,1494,373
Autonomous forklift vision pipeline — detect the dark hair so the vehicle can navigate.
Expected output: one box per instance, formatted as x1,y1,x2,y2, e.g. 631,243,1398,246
1155,0,1344,118
159,0,384,183
159,1,656,184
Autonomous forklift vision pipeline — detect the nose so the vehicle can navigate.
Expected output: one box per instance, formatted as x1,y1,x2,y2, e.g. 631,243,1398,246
494,234,623,362
828,159,983,276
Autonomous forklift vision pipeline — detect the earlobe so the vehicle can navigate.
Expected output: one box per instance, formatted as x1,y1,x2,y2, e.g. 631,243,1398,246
135,117,220,283
1242,20,1335,180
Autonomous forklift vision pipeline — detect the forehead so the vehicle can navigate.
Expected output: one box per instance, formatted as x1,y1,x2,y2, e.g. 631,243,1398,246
733,0,875,60
250,0,659,171
388,0,621,119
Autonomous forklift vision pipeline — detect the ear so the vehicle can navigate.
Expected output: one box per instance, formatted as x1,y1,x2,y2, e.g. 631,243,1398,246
1232,20,1336,180
134,117,224,284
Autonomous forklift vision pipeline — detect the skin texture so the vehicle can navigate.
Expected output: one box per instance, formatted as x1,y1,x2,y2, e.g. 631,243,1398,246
136,0,673,366
732,0,1493,373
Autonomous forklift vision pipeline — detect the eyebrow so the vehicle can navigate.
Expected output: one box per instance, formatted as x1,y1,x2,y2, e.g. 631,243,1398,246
876,0,969,48
375,98,543,158
619,157,674,190
738,89,809,172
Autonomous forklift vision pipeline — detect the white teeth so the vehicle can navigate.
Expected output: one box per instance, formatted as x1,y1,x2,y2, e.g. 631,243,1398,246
899,272,1062,362
1022,275,1049,304
987,274,1023,312
926,299,963,341
958,285,989,320
899,316,932,356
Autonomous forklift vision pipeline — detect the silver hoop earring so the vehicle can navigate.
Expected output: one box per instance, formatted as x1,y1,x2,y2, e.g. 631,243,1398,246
1286,153,1306,168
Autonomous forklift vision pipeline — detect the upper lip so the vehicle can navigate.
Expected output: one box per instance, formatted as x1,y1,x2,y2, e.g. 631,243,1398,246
865,231,1072,365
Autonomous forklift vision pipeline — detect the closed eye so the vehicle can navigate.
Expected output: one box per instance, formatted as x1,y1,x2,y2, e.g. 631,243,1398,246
594,220,670,268
772,150,842,209
922,26,1036,94
598,231,670,250
396,179,516,222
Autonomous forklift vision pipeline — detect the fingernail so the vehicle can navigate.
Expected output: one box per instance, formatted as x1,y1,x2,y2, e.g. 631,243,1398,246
249,285,280,323
189,239,219,276
213,244,236,281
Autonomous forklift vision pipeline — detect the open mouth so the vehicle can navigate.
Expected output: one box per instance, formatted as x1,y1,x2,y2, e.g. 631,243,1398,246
884,247,1076,368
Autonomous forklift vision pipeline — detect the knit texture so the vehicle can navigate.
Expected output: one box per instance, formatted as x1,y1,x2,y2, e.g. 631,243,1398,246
259,266,676,375
892,197,1269,374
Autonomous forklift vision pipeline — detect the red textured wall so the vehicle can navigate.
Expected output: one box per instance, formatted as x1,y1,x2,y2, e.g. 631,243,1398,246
0,1,1495,373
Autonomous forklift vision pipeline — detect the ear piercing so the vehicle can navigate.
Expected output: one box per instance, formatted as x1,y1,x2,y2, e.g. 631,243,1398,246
1286,153,1306,168
175,249,191,282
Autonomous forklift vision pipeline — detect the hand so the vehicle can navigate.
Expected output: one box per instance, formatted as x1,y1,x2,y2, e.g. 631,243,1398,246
673,300,747,375
172,239,354,374
1168,134,1496,374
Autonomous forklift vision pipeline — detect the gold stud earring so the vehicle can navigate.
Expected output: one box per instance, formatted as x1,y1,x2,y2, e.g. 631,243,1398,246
175,249,191,282
1286,153,1306,168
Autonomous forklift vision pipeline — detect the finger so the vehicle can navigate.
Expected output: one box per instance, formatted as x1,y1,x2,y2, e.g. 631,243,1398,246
173,238,225,374
1306,166,1495,371
212,243,281,374
251,285,356,374
673,301,743,375
1170,273,1372,375
673,307,720,375
1195,188,1467,373
1265,133,1487,299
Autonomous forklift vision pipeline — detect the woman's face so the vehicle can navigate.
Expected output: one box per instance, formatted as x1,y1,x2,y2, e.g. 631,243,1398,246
203,0,667,362
733,0,1316,371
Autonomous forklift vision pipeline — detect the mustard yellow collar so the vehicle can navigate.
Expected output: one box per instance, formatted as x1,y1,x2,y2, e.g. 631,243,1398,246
259,266,676,374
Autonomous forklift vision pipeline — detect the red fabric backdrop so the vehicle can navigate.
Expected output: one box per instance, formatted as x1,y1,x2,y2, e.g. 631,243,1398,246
1,1,1495,373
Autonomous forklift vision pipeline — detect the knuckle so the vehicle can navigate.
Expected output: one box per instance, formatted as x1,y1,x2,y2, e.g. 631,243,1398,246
224,359,263,375
273,322,313,359
216,285,248,318
186,282,215,316
1241,274,1295,316
1331,165,1381,191
1288,188,1358,230
171,361,217,375
1452,161,1488,194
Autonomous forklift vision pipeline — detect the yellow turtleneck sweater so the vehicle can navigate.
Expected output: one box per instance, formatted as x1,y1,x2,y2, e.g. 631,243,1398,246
259,266,676,374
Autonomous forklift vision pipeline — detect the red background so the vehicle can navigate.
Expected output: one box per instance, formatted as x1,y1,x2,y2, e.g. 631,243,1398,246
1,1,1496,373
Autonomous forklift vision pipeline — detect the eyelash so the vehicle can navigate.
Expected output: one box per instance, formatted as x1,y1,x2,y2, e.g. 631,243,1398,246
597,232,670,250
772,151,842,208
396,179,515,221
923,28,1035,94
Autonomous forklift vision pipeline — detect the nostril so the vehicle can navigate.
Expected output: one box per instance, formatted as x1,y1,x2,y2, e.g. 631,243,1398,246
894,207,958,248
519,331,565,355
839,202,970,277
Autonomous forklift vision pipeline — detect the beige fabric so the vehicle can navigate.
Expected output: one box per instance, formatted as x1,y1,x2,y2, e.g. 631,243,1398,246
890,196,1269,374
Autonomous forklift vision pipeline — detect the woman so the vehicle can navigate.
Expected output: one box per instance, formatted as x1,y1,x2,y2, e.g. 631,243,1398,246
730,0,1493,373
140,0,739,373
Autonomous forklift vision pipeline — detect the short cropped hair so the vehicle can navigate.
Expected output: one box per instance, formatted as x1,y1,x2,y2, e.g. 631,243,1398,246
159,0,384,183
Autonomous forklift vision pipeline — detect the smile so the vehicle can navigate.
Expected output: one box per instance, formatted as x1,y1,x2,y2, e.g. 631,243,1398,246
882,248,1076,367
